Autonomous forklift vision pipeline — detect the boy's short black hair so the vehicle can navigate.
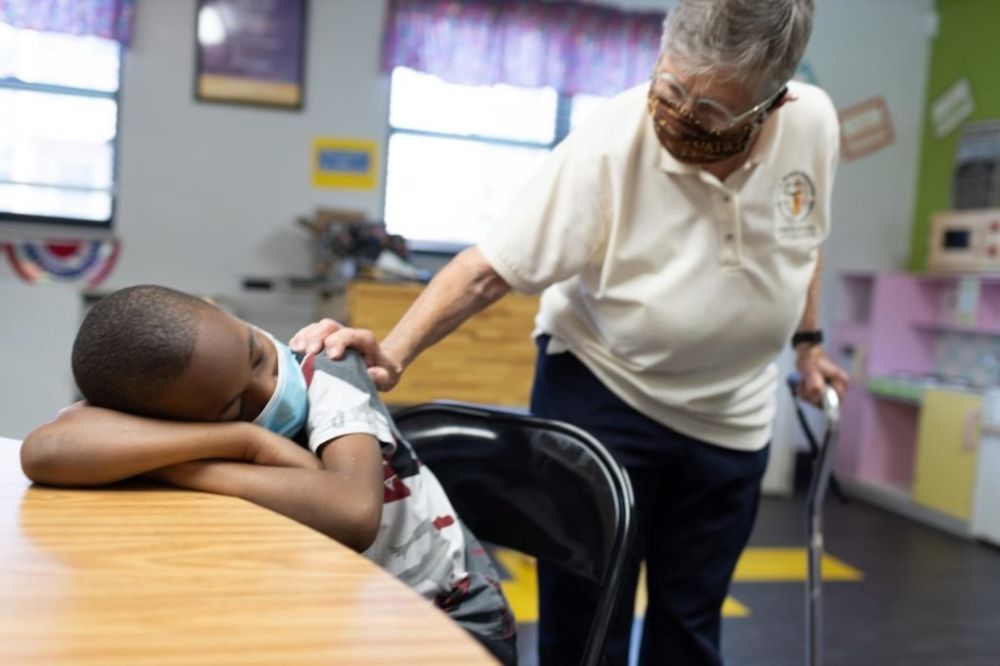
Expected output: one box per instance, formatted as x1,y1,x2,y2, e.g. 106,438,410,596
72,285,211,416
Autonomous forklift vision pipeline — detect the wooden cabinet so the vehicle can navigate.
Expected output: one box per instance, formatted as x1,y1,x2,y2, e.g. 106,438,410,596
344,281,539,407
912,389,981,521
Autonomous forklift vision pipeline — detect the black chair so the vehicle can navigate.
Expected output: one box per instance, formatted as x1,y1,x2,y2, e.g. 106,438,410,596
393,401,636,666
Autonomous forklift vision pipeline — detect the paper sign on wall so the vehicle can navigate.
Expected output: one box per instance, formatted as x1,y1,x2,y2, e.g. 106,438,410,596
312,138,378,190
932,78,975,139
838,97,896,162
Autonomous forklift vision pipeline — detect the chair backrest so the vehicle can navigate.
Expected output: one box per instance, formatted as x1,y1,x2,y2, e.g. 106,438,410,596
393,401,636,666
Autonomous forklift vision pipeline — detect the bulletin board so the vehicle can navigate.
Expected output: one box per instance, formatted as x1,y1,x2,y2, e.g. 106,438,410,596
195,0,307,110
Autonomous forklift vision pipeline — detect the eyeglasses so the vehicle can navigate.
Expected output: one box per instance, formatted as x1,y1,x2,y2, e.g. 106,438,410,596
650,71,787,132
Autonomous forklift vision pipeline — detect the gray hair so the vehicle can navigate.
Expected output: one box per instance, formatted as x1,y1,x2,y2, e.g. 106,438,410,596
660,0,815,102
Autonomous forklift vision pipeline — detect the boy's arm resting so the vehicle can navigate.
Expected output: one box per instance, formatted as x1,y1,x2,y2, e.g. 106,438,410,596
146,433,385,551
20,403,320,487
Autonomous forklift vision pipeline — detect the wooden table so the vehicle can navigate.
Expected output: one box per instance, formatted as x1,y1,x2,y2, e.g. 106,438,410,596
0,438,495,665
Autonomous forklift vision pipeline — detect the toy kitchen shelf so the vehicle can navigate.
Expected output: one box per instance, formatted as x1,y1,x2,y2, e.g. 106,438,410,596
831,271,1000,544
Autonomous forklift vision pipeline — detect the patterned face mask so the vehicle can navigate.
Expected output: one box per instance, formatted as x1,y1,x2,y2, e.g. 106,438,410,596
647,87,762,164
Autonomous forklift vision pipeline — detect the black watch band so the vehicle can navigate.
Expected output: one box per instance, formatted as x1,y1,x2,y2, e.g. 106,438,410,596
791,330,824,349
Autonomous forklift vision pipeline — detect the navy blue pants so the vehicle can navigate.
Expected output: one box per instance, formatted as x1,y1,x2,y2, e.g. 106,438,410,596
531,337,769,666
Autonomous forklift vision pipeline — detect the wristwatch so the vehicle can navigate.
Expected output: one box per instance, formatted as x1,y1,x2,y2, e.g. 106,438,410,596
791,330,824,349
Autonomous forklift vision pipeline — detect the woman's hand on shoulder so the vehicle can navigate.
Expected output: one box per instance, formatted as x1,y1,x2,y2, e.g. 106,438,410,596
289,320,402,391
289,318,349,356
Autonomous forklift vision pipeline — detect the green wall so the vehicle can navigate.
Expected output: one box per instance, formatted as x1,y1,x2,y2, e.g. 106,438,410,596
910,0,1000,269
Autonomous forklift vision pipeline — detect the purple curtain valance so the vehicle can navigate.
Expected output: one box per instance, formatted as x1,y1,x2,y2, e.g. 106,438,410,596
0,0,135,46
382,0,666,97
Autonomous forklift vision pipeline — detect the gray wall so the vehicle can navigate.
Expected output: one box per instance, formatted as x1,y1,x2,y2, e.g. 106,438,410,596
0,0,935,496
111,0,388,293
769,0,935,493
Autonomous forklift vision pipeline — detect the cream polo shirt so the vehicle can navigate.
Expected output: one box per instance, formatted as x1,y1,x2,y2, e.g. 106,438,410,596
479,81,839,451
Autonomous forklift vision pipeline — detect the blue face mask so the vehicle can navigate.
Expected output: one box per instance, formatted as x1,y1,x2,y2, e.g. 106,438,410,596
252,331,308,438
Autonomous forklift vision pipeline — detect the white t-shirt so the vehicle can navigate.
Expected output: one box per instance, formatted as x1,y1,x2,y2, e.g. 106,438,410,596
299,353,468,599
480,81,840,450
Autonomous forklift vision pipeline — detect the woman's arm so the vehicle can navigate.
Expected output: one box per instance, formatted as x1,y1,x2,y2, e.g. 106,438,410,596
379,246,511,381
793,253,849,403
291,246,510,390
20,403,320,487
146,433,384,551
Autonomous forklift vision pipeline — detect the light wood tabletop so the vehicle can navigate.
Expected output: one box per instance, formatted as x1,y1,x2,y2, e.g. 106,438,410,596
0,437,496,665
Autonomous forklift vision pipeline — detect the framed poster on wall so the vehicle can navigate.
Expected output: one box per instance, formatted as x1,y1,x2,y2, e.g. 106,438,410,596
195,0,307,110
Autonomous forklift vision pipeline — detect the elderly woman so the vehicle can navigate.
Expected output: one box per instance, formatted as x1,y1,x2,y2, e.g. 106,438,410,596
298,0,847,664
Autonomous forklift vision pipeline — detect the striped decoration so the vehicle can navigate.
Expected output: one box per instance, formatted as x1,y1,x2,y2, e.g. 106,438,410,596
3,239,120,286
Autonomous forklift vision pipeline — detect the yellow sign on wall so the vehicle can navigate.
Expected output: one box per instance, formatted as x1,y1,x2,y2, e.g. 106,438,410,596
312,137,378,190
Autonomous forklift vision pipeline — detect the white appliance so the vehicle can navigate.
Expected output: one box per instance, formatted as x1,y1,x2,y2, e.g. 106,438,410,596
927,209,1000,274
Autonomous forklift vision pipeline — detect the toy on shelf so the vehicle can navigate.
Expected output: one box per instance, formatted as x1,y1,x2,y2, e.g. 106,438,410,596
297,207,430,288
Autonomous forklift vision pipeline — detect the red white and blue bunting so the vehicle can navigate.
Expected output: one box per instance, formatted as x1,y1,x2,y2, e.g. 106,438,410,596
3,240,120,286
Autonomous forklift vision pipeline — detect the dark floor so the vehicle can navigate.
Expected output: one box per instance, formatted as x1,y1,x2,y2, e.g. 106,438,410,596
513,495,1000,666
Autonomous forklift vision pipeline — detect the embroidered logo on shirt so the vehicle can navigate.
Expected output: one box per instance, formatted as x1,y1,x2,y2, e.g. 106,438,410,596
775,171,818,241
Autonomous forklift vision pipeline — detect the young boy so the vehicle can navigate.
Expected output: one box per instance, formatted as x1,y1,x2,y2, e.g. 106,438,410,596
20,285,516,665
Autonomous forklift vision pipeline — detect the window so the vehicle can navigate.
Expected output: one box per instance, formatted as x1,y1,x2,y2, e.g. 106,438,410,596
0,22,122,226
384,67,607,249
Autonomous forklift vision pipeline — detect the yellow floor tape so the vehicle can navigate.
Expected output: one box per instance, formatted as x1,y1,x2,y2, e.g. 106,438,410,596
493,546,863,623
733,547,864,582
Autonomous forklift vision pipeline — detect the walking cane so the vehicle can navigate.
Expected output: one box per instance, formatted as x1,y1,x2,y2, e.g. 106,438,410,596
787,374,841,666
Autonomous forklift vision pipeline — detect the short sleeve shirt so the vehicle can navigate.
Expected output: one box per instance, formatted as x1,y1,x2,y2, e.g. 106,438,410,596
300,353,469,598
479,81,840,450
